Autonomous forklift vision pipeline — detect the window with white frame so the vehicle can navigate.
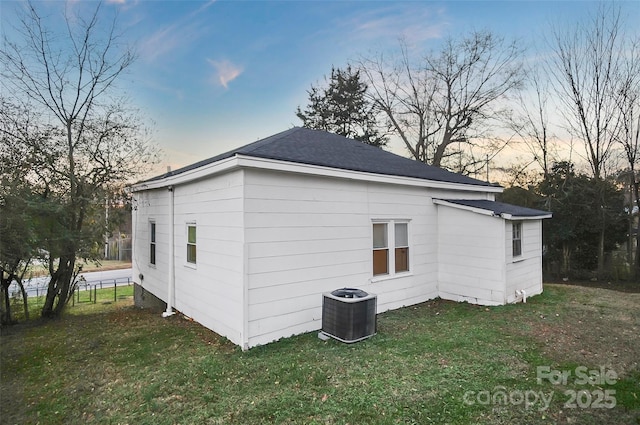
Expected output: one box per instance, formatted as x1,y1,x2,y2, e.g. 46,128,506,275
187,223,197,264
149,221,156,265
372,223,389,275
512,222,522,257
395,222,409,272
373,220,410,277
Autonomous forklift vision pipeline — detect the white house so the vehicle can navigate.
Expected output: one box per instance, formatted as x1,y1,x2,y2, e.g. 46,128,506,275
130,127,551,350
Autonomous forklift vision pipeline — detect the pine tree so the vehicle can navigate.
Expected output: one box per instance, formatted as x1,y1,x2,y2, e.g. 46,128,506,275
297,67,387,148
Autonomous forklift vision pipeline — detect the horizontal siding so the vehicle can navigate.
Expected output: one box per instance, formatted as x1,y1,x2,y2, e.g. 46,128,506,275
132,189,172,303
437,205,506,304
249,237,366,259
249,249,366,275
248,262,368,290
133,170,246,347
244,169,437,348
247,225,370,243
134,165,533,349
505,221,543,302
173,170,245,345
246,212,366,228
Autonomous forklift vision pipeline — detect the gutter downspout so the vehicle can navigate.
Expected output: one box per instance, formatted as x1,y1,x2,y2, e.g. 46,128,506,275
162,185,176,318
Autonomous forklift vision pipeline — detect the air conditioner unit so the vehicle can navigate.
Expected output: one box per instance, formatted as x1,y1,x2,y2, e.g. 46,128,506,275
321,288,377,343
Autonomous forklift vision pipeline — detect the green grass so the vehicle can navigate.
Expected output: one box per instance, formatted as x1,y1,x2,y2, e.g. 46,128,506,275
8,284,134,321
1,284,639,424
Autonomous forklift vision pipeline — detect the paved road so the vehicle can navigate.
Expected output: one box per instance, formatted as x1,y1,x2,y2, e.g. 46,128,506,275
8,268,133,298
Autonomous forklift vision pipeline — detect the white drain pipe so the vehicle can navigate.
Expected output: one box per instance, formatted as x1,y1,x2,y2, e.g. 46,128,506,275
516,289,527,303
162,185,176,318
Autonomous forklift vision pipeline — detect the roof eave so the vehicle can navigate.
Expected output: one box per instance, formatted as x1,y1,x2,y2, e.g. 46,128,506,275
433,199,496,216
129,155,240,192
502,213,553,220
236,155,502,192
130,154,503,193
433,199,551,220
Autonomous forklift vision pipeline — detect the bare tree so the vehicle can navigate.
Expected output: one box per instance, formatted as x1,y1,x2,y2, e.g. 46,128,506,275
615,39,640,277
509,68,559,180
547,4,636,276
360,30,524,174
547,4,625,180
0,2,159,317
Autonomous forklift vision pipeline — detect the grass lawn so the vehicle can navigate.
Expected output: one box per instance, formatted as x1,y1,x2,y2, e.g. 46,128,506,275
1,284,639,424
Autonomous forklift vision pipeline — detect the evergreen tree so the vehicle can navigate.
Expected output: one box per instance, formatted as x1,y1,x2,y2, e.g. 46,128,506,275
297,66,387,148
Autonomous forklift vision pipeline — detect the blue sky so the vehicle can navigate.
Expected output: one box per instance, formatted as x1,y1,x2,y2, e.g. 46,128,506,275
2,1,639,174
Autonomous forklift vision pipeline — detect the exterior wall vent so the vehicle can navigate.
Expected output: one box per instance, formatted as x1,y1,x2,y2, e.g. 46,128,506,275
321,288,377,343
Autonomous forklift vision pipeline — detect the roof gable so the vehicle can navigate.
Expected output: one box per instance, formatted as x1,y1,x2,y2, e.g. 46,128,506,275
144,127,497,187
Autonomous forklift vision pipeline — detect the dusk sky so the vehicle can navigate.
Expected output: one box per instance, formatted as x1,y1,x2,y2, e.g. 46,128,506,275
2,1,639,175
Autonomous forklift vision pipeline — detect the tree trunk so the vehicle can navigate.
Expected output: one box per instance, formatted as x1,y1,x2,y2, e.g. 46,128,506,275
562,242,571,275
17,279,29,320
598,226,606,279
41,268,60,317
53,257,76,316
596,180,606,279
1,277,12,325
41,254,77,318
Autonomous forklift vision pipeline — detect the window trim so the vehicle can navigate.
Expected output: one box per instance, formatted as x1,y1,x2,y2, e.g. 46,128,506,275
394,222,409,273
512,221,522,258
149,221,156,266
372,219,411,281
372,222,389,276
186,222,197,266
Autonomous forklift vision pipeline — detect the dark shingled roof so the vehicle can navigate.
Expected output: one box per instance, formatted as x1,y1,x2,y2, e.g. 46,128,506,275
144,127,497,187
440,199,551,218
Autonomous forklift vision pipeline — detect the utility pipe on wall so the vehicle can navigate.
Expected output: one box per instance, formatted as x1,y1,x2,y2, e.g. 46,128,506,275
516,289,527,303
162,185,176,318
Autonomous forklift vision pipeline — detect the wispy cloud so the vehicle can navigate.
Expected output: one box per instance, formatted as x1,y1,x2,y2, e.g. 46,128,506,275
105,0,141,11
207,59,243,89
337,4,449,48
138,0,216,63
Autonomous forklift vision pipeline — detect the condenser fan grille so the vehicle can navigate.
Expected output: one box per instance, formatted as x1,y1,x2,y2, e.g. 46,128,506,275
321,289,377,343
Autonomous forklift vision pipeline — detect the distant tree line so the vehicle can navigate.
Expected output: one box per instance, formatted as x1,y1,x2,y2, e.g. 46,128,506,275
499,162,628,280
